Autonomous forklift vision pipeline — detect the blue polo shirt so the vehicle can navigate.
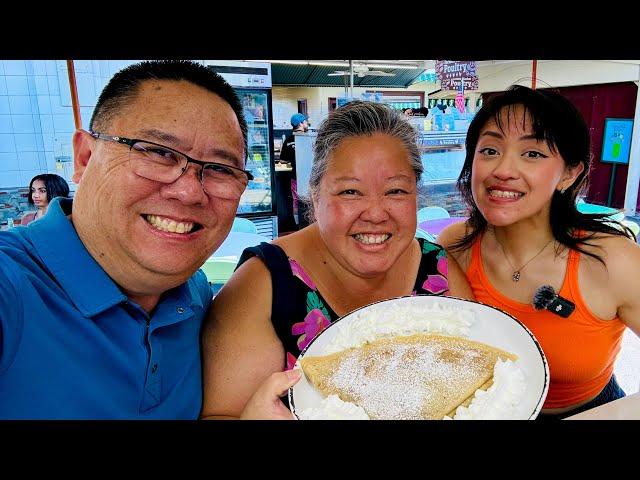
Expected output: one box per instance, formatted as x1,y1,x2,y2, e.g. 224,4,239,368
0,197,212,419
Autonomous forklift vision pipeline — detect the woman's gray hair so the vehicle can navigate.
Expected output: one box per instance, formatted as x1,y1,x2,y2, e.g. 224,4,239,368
305,100,423,222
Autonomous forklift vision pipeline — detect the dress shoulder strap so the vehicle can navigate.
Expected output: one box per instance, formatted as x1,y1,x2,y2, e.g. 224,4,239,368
236,242,299,341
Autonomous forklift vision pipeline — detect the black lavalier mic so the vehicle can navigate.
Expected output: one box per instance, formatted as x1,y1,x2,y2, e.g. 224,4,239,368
532,285,576,318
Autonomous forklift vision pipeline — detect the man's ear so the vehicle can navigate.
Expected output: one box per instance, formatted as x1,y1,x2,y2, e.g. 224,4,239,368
72,130,93,184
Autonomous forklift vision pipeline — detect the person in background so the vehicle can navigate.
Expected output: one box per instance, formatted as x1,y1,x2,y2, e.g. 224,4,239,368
0,60,297,419
277,113,310,232
438,85,640,419
279,112,309,173
403,107,429,117
201,101,474,419
20,173,70,226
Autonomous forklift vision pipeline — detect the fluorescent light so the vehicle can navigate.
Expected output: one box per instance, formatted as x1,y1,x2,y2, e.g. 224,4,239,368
364,63,419,70
253,60,421,70
308,61,355,67
263,60,350,68
262,60,309,65
254,60,346,67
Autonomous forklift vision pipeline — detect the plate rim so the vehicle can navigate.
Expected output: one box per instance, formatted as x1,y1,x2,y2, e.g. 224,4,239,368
289,294,550,420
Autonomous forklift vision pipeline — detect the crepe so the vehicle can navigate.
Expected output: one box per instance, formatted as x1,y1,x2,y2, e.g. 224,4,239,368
299,333,517,420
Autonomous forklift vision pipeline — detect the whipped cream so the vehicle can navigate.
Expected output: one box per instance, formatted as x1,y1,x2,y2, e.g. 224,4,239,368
444,358,527,420
298,394,370,420
322,299,474,354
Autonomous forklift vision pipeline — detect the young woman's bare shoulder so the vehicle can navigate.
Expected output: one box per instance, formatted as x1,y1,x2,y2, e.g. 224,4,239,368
579,231,640,271
437,221,469,249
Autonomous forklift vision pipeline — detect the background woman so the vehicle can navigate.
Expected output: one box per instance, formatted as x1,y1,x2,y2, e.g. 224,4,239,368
21,173,70,226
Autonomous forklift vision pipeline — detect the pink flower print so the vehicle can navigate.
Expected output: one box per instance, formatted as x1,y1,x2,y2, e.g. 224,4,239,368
291,308,331,351
422,274,449,294
289,259,317,290
437,256,448,277
286,352,298,371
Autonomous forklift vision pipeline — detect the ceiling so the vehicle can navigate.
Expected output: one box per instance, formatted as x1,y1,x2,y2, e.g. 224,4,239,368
265,60,640,91
267,60,430,88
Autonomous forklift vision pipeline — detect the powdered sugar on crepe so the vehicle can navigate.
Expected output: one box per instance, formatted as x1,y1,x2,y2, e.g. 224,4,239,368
322,298,474,355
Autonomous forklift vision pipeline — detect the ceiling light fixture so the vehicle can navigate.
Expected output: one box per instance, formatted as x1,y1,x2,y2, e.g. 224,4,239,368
255,60,421,70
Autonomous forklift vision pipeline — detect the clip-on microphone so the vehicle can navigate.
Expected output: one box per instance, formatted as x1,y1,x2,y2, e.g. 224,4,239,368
532,285,575,318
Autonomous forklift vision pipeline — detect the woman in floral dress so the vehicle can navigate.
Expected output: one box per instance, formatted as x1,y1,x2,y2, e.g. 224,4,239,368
201,101,473,419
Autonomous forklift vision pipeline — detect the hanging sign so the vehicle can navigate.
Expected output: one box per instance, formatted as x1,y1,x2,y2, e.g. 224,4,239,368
435,61,478,90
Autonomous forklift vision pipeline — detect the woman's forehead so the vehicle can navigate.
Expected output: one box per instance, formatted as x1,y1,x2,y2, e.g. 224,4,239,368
483,105,536,134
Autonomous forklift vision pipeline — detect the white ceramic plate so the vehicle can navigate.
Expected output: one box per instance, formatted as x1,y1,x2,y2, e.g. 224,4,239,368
289,295,549,420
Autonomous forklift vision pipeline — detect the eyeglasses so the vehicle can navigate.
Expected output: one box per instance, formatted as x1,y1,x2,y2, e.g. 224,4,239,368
89,131,253,200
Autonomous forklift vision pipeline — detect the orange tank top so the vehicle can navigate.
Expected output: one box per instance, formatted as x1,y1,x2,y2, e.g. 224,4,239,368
466,234,626,409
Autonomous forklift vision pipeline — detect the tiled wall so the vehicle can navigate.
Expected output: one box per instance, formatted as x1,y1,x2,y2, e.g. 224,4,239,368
0,60,138,224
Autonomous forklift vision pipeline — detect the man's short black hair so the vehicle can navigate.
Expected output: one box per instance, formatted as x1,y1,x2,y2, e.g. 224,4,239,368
89,60,248,160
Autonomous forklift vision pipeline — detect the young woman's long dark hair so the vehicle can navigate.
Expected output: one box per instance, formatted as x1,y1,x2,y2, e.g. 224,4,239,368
28,173,70,206
451,85,633,264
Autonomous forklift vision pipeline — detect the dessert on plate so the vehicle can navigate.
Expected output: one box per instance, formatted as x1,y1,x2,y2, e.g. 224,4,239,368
300,333,517,420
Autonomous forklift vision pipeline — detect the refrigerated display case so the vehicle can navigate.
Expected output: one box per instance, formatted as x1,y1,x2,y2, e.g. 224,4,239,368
236,88,274,215
202,61,278,238
417,130,468,217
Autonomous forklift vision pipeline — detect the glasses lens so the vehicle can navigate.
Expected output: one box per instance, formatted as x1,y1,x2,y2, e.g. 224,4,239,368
129,141,186,183
202,163,250,200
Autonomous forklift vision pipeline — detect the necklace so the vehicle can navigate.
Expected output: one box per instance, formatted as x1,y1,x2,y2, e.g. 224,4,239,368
492,229,554,282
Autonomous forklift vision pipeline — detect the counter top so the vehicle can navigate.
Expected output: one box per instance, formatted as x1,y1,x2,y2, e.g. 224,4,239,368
565,391,640,420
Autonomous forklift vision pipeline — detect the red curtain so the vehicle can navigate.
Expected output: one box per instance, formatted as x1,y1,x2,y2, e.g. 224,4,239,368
548,82,637,209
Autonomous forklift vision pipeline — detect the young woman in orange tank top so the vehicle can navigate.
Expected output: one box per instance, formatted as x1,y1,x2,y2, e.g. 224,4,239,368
439,85,640,419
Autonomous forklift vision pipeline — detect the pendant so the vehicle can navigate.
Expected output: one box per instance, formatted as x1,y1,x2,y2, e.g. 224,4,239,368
512,271,521,282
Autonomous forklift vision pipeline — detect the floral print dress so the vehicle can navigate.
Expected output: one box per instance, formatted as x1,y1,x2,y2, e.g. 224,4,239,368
236,238,451,373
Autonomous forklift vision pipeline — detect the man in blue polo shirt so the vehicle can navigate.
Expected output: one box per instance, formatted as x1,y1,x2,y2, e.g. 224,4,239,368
0,60,300,419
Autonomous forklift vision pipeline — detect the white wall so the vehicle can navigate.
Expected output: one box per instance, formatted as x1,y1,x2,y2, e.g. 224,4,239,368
272,82,439,129
477,60,640,92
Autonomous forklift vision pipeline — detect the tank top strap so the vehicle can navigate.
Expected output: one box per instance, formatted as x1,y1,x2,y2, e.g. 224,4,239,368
558,246,580,297
468,231,484,275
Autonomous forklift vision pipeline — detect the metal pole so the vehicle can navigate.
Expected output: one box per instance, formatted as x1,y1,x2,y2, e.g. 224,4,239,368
66,60,82,129
623,77,640,215
349,59,354,98
532,60,537,90
607,163,617,207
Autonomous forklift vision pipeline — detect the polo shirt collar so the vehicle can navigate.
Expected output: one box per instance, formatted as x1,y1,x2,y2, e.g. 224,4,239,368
26,197,127,317
156,271,206,312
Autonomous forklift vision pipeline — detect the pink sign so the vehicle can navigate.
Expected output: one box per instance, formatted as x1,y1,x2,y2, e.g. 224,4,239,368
455,91,466,113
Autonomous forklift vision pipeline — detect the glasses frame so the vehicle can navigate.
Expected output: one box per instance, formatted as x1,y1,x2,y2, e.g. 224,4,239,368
88,131,254,186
